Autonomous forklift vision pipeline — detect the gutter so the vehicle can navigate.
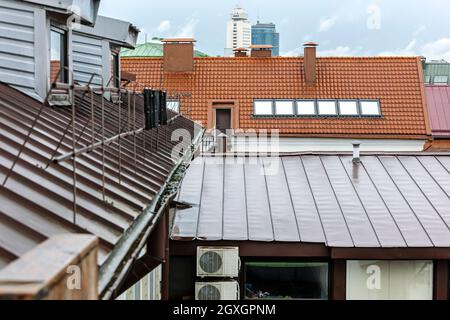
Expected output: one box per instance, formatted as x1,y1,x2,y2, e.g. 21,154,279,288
98,127,204,300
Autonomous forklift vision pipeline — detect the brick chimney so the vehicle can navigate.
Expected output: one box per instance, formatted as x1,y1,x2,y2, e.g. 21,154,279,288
304,42,318,85
233,47,248,57
162,38,196,72
250,45,273,58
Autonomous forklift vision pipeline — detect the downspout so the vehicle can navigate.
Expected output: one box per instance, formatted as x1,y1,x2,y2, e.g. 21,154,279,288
99,128,204,300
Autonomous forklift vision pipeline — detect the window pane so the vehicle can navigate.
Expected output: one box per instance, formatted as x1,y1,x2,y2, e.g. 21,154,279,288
297,101,316,115
245,262,329,300
318,101,337,115
339,101,358,115
110,52,119,87
275,101,294,115
50,30,67,82
254,101,273,115
346,260,433,300
433,76,448,84
360,101,380,115
424,76,431,84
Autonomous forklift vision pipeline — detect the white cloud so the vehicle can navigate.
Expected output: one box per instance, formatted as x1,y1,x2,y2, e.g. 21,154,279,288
318,46,359,56
174,18,199,38
157,20,171,33
318,16,338,32
421,38,450,61
281,45,360,57
377,39,417,57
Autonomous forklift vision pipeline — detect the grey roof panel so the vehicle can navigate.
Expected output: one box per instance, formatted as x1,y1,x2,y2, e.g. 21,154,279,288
171,155,450,248
222,158,248,241
340,156,406,247
361,156,433,247
197,158,224,240
172,158,205,240
301,156,354,247
321,156,380,247
244,158,274,242
263,158,300,242
282,157,326,244
379,156,450,246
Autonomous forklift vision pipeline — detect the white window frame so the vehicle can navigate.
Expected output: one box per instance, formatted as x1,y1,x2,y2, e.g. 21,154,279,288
254,100,274,116
317,100,338,116
360,100,381,116
275,100,295,116
296,100,317,116
338,100,359,116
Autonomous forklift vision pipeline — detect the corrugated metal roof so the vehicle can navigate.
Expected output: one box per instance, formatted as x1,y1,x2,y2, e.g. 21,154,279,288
0,82,199,270
120,41,208,58
426,85,450,137
171,155,450,248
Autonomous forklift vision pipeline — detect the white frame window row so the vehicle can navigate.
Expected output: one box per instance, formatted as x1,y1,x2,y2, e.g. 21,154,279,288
253,99,382,117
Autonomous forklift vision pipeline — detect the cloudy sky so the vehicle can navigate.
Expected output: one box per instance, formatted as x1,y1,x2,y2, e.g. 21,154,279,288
99,0,450,60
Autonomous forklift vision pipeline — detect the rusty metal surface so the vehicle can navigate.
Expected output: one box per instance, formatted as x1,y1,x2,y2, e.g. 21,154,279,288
0,82,198,270
171,155,450,248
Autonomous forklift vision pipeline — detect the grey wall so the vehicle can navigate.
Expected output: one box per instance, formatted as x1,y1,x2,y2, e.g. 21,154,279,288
0,0,46,100
72,32,104,86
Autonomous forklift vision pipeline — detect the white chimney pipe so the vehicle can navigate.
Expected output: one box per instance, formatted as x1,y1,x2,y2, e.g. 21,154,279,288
352,141,361,163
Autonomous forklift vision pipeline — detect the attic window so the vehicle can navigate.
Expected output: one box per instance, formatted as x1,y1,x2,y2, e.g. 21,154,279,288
360,100,381,116
50,26,68,83
110,49,120,88
254,100,273,115
338,101,359,116
275,101,294,115
433,76,449,85
318,101,337,116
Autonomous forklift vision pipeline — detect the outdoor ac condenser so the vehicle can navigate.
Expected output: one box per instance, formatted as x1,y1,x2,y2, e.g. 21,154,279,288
195,281,240,300
196,247,240,278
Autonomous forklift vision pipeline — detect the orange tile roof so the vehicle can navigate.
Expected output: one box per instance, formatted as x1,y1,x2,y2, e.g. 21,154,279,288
121,56,430,137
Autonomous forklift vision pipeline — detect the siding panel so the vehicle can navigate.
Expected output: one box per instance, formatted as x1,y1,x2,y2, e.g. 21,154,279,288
72,33,103,86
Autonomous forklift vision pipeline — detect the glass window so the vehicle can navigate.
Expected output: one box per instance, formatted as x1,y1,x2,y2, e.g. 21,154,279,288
346,260,433,300
254,101,273,116
424,75,432,84
433,75,449,85
297,100,316,115
360,100,381,116
50,27,68,83
339,101,359,115
110,50,120,88
318,100,337,115
167,100,180,113
275,101,294,115
245,262,329,300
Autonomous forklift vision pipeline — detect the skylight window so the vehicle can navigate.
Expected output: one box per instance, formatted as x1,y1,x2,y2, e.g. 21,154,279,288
338,101,359,116
275,101,294,115
254,100,273,115
318,101,337,115
253,99,382,118
433,76,449,85
360,100,381,116
297,101,316,115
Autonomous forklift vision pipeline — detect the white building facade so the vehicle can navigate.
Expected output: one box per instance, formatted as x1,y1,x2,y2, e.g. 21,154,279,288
225,6,251,56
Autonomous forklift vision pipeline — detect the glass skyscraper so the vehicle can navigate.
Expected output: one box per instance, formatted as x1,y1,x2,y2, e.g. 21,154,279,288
251,22,280,56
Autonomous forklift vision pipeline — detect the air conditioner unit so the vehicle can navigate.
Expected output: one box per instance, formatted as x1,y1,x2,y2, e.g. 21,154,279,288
195,281,239,300
196,247,239,278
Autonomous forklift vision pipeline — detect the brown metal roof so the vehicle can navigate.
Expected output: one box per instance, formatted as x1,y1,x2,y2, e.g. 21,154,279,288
171,155,450,248
0,82,200,270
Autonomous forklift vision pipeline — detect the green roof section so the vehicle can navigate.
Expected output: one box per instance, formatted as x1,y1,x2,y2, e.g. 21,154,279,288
120,40,208,58
424,61,450,85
